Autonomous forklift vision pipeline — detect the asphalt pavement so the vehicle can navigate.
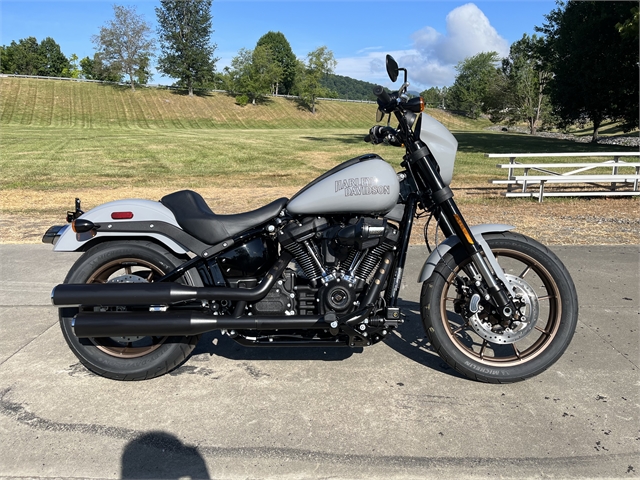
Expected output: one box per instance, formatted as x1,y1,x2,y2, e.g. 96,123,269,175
0,244,638,479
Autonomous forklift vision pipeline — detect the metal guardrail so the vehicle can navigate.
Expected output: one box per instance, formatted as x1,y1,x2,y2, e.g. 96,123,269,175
0,74,377,104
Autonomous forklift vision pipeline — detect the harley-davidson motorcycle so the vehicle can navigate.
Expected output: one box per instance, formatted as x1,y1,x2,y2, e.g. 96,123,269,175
44,55,578,383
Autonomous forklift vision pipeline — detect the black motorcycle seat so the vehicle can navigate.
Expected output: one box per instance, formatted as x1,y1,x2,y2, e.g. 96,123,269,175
161,190,288,245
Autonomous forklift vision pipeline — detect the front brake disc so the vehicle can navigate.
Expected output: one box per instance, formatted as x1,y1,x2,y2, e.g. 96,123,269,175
468,274,539,344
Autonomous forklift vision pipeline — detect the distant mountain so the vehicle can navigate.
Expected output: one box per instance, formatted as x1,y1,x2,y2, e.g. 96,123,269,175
321,74,379,101
320,74,422,101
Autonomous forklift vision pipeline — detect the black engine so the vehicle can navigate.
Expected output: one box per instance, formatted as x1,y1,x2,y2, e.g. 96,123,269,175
271,216,400,315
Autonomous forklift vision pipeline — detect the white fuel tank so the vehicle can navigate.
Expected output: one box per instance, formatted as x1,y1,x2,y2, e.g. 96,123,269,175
287,154,400,215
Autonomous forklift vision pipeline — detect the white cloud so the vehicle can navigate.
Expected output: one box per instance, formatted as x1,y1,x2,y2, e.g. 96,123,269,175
415,3,509,66
356,46,384,55
335,3,509,89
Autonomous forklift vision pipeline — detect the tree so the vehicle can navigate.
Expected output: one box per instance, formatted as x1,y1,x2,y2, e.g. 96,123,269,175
295,46,336,114
229,45,282,104
256,31,296,95
79,56,94,79
92,4,155,90
156,0,218,96
135,54,153,85
62,53,81,78
448,52,501,118
0,37,41,75
38,37,71,77
616,5,639,41
420,86,448,109
486,34,551,134
537,1,639,141
0,45,8,73
79,53,123,82
0,36,70,77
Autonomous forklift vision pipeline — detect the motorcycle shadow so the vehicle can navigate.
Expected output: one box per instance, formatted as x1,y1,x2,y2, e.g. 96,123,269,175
192,331,361,361
384,298,464,379
190,300,462,378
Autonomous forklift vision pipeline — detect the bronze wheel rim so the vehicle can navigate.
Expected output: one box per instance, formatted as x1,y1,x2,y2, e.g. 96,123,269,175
84,257,168,359
439,248,562,367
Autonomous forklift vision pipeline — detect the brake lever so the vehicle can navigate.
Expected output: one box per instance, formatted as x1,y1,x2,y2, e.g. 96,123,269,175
384,135,402,147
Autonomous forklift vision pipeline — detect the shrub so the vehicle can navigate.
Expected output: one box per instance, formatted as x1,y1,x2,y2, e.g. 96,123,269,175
236,94,249,106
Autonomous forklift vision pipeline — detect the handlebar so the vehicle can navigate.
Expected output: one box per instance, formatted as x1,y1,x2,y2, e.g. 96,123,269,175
364,125,401,147
373,85,391,104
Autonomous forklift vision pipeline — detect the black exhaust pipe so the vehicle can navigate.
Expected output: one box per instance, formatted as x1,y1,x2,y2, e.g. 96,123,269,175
71,311,329,338
53,253,292,307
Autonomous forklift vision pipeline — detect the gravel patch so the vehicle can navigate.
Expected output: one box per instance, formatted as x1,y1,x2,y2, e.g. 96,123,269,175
486,125,640,147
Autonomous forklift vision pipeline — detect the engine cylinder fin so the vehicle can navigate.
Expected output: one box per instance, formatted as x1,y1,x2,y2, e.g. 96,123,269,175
343,249,359,271
354,236,399,282
355,252,382,281
284,241,322,282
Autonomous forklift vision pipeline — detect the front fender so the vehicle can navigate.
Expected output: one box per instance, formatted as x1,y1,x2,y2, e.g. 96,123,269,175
53,199,190,254
418,224,515,283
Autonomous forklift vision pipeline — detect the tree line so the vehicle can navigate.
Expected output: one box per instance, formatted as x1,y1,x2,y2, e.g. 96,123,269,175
422,1,638,141
2,0,637,127
0,0,343,113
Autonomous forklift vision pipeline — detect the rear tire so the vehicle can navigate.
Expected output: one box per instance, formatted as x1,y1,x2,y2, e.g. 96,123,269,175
421,232,578,383
59,241,202,380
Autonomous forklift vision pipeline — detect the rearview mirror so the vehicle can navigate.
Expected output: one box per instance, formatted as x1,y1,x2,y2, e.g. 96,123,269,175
386,55,399,83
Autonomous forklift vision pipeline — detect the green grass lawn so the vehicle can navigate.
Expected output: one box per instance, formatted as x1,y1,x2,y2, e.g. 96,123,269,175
0,77,636,193
1,126,384,190
2,124,635,192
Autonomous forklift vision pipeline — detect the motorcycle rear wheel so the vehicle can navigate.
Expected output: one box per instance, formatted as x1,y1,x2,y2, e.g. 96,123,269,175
59,241,202,380
421,232,578,383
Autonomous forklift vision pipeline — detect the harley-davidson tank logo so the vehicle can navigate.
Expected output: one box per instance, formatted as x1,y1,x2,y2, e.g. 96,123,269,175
335,177,391,197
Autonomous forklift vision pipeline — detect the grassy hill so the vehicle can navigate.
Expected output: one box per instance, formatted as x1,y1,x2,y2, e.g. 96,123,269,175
0,77,484,131
1,76,634,193
1,77,637,245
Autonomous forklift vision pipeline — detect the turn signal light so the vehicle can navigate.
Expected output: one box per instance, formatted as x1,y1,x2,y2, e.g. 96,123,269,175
406,96,425,113
72,218,95,234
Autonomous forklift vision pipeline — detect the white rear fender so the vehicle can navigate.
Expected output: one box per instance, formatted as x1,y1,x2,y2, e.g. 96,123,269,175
53,199,190,254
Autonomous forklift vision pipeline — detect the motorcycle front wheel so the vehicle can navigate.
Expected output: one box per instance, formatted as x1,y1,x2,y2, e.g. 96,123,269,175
59,241,202,380
421,232,578,383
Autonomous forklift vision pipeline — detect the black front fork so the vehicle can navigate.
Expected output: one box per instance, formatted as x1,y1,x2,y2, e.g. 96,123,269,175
406,143,515,319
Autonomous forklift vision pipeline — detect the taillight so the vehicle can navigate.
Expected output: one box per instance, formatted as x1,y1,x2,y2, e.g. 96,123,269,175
111,211,134,220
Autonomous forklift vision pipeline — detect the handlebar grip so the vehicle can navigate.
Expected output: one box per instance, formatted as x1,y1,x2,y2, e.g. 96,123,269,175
373,85,391,104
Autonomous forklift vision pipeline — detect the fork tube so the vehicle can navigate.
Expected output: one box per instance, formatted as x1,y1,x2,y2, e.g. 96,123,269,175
386,193,418,307
410,145,512,312
407,143,478,252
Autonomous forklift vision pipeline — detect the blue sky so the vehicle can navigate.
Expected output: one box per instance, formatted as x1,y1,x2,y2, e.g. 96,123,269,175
0,0,557,89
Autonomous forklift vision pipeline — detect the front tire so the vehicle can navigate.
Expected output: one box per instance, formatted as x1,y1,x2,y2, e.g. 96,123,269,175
59,241,202,380
421,232,578,383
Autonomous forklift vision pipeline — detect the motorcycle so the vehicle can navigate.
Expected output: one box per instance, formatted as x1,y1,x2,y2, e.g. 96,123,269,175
44,55,578,383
